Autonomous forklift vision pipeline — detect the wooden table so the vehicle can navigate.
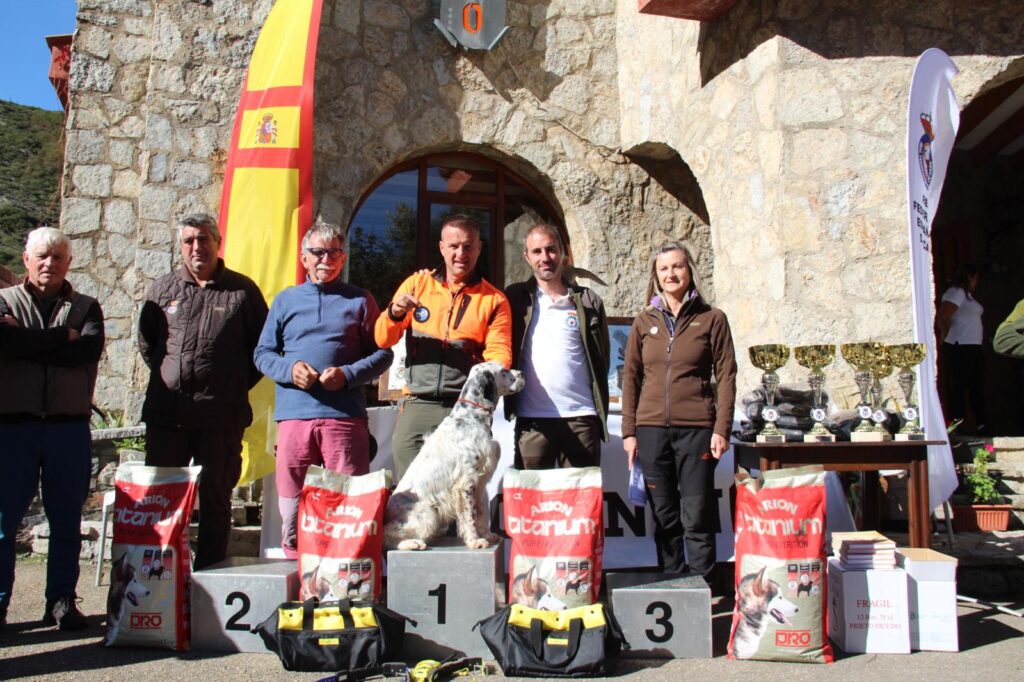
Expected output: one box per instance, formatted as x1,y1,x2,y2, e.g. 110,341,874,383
732,440,944,549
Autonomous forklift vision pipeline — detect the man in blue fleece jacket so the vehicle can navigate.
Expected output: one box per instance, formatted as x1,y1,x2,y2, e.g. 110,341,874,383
254,223,393,557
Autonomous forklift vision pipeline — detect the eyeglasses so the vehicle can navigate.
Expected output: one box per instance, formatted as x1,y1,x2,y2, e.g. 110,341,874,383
305,247,345,259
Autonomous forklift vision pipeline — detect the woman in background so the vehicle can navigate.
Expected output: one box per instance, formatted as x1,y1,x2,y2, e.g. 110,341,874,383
620,241,737,581
938,263,987,434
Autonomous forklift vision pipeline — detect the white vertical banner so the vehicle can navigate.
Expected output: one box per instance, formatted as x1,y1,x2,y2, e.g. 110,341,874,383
906,48,960,508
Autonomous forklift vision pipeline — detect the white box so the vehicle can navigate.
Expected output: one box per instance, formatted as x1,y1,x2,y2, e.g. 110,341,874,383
827,558,910,654
896,548,959,651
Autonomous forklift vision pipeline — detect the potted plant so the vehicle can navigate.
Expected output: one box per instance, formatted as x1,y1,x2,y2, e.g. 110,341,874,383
113,434,147,463
952,444,1012,532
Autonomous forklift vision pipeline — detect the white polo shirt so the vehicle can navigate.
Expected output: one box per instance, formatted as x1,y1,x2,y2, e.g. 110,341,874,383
517,287,597,418
942,286,984,345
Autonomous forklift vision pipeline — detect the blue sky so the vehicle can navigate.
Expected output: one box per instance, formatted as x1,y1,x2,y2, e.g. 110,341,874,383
0,1,78,110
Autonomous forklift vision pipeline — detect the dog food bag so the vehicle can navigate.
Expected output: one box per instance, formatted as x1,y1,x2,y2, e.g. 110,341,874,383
728,465,833,663
503,467,604,610
297,466,391,602
103,462,201,650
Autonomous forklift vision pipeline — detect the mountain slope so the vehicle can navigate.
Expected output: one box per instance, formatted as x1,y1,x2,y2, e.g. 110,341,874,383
0,99,65,271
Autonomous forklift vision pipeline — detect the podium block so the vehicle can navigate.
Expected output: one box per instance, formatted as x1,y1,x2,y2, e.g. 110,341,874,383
191,557,299,653
387,538,500,658
607,572,711,658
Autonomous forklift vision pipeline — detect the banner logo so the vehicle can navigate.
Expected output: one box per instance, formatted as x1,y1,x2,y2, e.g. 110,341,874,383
255,113,279,145
917,113,935,189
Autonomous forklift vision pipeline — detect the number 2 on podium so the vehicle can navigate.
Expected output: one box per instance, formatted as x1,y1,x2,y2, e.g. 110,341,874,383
225,591,252,631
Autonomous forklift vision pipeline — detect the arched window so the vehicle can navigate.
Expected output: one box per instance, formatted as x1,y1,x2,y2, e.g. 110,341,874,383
347,153,562,307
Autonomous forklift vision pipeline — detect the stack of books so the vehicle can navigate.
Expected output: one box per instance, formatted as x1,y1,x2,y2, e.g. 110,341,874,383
831,530,897,570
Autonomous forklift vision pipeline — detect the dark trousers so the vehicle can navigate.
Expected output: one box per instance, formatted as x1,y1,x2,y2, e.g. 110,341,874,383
943,342,987,430
391,399,452,481
636,425,718,577
514,415,602,469
0,421,92,609
145,424,243,570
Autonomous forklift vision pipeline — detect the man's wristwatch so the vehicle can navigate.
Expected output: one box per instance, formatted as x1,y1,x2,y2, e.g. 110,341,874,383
387,303,406,321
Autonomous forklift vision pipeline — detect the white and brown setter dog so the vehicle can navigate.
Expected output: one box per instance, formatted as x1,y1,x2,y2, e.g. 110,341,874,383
384,361,524,550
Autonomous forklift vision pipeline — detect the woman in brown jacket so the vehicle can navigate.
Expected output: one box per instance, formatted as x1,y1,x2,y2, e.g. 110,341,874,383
621,241,737,579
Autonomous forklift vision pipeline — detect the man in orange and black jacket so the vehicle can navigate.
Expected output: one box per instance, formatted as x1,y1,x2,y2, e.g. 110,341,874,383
374,214,512,479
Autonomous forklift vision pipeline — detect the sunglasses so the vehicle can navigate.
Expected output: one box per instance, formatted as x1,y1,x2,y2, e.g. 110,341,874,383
305,247,345,259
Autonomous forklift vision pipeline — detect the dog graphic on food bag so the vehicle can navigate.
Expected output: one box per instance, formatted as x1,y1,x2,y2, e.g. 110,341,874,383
732,566,800,659
510,566,567,610
104,551,152,645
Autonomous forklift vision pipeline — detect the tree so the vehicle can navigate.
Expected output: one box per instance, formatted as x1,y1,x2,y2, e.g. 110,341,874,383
348,201,417,306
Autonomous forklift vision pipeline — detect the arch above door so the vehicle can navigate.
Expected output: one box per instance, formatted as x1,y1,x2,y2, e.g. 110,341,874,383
347,152,564,308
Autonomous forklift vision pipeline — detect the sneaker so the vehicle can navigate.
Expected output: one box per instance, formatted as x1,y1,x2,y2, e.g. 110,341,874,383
42,596,88,630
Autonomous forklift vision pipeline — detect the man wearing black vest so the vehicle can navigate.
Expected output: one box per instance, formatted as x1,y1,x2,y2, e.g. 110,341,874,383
0,227,104,631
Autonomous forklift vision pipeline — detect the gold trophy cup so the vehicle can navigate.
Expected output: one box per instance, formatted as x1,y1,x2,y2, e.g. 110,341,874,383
749,344,791,443
886,343,927,440
794,345,836,442
840,342,888,442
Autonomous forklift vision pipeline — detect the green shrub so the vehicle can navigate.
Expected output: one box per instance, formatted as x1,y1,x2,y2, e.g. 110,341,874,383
965,444,1003,504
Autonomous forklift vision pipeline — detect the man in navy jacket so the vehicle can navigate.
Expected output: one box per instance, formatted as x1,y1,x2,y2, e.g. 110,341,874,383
254,223,392,557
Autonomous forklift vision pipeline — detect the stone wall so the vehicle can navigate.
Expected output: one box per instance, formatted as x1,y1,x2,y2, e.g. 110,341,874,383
65,0,273,416
616,0,1024,396
62,0,1024,422
992,437,1024,528
64,0,711,418
310,0,712,302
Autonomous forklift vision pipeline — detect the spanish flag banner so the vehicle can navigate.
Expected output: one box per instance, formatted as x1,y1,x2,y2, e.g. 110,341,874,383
218,0,325,485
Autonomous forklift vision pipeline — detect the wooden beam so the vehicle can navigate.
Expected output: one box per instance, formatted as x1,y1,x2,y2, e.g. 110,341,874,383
970,104,1024,165
637,0,737,21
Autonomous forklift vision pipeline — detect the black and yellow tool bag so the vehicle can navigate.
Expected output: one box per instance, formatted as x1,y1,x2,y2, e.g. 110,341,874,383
476,603,627,678
253,598,413,672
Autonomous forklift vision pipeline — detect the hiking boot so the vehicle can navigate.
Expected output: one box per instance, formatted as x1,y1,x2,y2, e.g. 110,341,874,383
42,596,88,630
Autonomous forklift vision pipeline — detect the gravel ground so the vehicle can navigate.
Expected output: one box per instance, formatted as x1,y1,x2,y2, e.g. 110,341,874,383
2,556,1022,681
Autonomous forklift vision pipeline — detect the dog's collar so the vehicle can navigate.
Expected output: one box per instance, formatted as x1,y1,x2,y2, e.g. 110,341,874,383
457,397,496,412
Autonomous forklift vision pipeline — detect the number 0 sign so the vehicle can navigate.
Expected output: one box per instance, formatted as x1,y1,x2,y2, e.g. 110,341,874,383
434,0,510,50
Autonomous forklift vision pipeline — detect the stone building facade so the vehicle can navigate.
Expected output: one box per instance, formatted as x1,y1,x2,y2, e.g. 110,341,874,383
61,0,1024,422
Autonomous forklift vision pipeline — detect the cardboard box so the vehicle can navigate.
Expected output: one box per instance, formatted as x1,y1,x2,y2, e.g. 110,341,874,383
896,548,959,651
827,558,910,654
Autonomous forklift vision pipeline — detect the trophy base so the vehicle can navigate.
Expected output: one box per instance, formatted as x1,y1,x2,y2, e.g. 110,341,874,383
756,434,786,443
850,431,892,442
804,433,836,443
895,433,926,441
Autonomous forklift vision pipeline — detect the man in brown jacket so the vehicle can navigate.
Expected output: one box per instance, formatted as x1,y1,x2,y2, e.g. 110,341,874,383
138,213,267,569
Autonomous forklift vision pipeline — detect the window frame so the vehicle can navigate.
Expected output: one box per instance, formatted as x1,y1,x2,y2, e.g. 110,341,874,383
350,152,565,402
349,152,565,287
